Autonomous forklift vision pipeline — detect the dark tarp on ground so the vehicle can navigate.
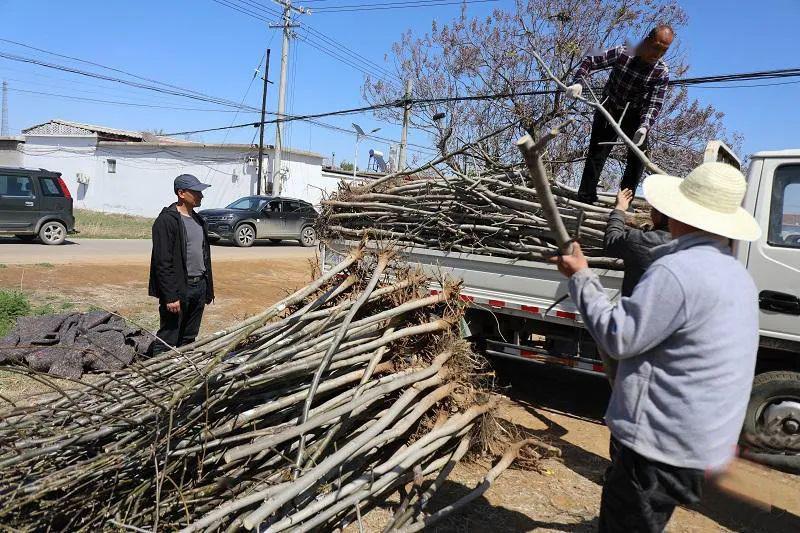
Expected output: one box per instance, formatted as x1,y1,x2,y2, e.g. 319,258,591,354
0,311,155,379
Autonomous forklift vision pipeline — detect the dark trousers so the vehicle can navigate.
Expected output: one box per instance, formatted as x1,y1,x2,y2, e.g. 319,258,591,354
152,279,207,355
599,438,704,533
578,105,649,203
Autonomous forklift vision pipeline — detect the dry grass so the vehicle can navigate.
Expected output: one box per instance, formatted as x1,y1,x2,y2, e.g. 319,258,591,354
74,209,153,239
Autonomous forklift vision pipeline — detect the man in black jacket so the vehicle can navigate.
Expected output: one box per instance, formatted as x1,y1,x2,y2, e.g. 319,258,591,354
604,189,671,297
598,188,670,386
601,188,671,473
148,174,215,355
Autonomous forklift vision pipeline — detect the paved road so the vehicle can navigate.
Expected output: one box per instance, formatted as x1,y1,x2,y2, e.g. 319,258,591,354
0,237,317,265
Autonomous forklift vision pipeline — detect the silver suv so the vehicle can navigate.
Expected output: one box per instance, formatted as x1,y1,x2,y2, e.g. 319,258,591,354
0,167,76,245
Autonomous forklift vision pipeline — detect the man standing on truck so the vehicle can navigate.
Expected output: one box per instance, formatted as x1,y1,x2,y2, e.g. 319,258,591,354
566,25,674,204
149,174,215,355
551,162,761,532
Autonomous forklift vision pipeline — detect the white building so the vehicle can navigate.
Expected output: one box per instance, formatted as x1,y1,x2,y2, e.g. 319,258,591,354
3,119,337,217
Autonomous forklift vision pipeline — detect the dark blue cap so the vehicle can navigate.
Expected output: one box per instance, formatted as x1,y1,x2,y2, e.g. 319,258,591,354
174,174,211,192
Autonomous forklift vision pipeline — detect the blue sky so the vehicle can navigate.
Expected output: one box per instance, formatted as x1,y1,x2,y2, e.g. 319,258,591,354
0,0,797,169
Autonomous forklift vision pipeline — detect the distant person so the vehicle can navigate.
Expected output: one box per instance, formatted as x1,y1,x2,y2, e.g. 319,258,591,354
148,174,214,354
551,162,761,532
566,24,674,204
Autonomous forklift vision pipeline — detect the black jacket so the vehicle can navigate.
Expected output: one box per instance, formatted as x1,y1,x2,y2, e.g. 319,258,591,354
604,209,671,297
148,204,214,304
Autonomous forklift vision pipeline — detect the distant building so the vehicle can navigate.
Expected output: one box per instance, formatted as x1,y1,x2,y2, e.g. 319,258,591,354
2,119,340,217
0,136,24,167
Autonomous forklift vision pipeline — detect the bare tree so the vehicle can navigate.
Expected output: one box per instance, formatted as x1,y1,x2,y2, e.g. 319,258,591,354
363,0,741,187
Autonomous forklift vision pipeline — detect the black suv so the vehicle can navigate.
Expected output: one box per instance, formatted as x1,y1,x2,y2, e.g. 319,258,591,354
199,196,318,247
0,167,76,245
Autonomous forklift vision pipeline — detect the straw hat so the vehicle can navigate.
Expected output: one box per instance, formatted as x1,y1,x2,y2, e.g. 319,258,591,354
643,162,761,241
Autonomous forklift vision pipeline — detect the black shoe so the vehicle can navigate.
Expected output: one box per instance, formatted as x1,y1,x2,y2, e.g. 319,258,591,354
576,193,598,205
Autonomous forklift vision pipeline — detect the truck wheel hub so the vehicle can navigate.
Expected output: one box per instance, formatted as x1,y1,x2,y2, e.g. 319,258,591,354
764,401,800,436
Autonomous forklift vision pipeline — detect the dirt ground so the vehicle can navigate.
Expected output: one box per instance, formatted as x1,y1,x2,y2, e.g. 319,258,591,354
1,258,799,532
0,257,317,335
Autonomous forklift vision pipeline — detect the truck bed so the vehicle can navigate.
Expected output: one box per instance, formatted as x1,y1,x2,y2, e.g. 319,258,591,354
322,239,623,327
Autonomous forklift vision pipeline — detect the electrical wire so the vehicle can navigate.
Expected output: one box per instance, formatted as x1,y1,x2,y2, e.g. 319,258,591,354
203,49,271,180
161,62,800,137
7,88,258,112
213,0,401,87
0,50,261,111
293,30,398,88
163,100,400,136
311,0,498,12
0,38,221,100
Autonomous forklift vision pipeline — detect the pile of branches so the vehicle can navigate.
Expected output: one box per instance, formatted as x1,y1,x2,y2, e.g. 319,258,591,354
319,171,652,269
0,248,553,532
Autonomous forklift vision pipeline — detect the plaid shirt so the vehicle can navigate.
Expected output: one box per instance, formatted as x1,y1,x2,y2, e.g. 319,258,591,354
573,46,669,130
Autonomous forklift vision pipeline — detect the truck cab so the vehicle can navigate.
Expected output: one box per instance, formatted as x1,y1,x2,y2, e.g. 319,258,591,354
736,150,800,467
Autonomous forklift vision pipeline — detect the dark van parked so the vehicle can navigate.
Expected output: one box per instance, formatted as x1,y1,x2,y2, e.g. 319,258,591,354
0,167,76,245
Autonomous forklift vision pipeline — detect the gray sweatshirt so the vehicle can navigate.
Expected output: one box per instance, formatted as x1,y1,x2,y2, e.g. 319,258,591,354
569,232,759,471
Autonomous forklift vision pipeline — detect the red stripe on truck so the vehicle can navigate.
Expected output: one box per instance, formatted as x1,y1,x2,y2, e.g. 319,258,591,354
521,305,540,314
460,295,474,302
555,310,577,320
488,299,505,308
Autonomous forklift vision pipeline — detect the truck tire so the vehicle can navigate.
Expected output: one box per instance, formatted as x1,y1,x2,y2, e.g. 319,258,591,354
39,221,67,245
740,448,800,475
234,224,256,248
740,371,800,457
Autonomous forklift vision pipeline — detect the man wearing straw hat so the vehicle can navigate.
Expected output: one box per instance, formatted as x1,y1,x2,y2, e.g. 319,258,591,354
551,162,761,532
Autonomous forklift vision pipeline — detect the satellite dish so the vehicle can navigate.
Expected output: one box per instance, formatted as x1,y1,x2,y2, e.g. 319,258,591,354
352,123,366,136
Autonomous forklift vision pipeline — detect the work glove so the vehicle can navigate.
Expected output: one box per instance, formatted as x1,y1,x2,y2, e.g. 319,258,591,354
633,127,647,146
565,83,583,99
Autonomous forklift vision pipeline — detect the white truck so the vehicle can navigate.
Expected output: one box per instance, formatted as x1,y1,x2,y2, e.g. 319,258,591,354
321,145,800,468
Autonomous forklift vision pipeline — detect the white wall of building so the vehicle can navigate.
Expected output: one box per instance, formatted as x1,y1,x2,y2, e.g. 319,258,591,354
0,139,25,167
17,136,329,217
93,143,261,216
20,135,100,210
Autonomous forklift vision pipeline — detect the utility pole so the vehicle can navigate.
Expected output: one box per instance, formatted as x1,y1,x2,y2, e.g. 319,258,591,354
270,0,309,196
1,81,8,137
257,49,272,196
398,79,412,171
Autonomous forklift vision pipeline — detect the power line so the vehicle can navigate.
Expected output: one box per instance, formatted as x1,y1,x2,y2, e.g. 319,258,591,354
161,64,800,137
7,87,260,112
210,0,279,24
164,101,398,136
207,49,271,181
0,50,261,111
0,38,222,100
311,0,498,12
293,30,398,87
213,0,400,87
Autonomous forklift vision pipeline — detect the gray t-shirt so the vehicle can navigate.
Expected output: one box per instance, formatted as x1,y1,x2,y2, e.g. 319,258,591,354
181,214,206,277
